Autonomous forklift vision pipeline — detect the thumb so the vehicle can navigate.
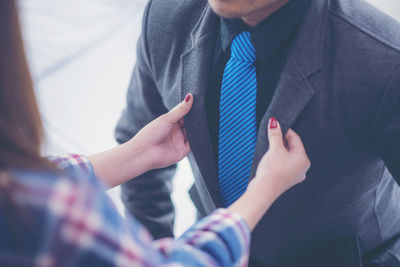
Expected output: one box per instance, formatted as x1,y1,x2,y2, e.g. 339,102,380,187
165,93,193,123
268,117,284,150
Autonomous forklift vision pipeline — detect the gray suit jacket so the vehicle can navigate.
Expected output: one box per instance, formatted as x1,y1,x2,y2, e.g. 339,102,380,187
116,0,400,265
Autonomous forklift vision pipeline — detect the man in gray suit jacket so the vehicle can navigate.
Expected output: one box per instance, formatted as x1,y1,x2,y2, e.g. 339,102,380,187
115,0,400,265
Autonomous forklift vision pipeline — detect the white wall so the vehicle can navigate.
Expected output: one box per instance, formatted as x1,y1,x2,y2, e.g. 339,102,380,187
366,0,400,20
18,0,400,237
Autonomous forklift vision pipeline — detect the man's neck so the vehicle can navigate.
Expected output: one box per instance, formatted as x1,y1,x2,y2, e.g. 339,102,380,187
241,0,290,27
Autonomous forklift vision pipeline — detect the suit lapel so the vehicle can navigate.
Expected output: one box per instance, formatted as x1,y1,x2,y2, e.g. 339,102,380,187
181,0,330,200
249,0,330,178
250,54,315,178
181,7,222,206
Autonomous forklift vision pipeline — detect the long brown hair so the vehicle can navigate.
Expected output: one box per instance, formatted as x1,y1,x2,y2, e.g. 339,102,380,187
0,0,52,171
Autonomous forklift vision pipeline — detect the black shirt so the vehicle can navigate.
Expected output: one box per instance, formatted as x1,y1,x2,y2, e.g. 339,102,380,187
205,0,310,159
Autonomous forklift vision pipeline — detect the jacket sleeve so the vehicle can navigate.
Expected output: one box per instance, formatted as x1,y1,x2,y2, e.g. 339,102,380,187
114,0,176,239
372,64,400,183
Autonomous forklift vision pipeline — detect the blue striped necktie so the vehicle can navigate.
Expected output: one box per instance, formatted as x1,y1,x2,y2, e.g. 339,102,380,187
218,31,257,207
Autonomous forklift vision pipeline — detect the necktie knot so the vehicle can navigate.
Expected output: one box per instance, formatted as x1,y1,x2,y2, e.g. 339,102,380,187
230,31,256,63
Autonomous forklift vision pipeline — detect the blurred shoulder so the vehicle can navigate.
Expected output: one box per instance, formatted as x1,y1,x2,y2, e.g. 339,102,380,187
148,0,208,22
145,0,209,39
330,0,400,54
6,168,95,202
142,0,213,76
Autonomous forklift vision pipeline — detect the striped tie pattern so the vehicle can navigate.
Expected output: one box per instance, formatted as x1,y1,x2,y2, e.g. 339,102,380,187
218,32,257,207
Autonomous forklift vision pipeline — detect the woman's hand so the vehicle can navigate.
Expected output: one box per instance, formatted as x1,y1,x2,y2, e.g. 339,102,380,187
252,118,310,198
132,93,194,169
228,118,310,231
89,94,193,188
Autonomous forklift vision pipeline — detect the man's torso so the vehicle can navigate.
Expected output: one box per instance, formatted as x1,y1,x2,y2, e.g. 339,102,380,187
143,0,400,264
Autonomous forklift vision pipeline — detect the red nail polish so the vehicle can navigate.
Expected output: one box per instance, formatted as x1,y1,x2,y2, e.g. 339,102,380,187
270,117,277,129
185,94,191,102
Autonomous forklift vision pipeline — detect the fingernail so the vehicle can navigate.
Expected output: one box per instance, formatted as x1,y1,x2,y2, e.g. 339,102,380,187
184,94,191,103
270,117,278,129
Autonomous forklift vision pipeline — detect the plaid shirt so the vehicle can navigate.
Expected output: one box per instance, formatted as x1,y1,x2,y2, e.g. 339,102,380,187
0,154,250,267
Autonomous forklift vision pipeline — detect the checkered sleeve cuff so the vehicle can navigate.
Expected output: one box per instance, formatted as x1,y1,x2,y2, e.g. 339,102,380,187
179,208,251,267
48,154,94,178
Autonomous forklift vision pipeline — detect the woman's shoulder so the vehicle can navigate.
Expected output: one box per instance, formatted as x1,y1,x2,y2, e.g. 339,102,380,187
9,161,95,193
0,165,120,266
1,153,109,223
2,167,94,217
8,167,76,194
1,154,103,225
0,169,84,262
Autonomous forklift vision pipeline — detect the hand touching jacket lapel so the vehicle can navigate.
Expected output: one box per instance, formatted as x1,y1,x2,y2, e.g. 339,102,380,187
249,54,316,179
249,0,330,179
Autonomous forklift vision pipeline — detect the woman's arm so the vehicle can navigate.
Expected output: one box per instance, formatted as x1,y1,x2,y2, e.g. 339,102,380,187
87,137,151,188
41,154,248,267
88,94,193,188
48,117,309,267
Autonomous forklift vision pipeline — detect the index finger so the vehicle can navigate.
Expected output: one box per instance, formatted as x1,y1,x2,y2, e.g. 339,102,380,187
285,128,306,153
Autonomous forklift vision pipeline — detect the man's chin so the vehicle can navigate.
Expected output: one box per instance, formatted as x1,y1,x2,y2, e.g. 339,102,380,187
208,1,243,19
217,12,242,19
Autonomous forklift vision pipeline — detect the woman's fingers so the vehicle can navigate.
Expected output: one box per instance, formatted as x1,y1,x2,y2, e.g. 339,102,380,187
178,118,189,143
286,128,311,170
285,129,305,153
183,128,189,144
165,93,193,123
267,117,284,150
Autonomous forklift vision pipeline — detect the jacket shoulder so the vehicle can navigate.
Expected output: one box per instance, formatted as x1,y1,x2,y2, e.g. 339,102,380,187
146,0,208,42
142,0,210,89
330,0,400,54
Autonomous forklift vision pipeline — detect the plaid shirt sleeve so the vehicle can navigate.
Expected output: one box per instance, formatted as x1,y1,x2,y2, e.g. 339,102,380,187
48,153,93,177
41,154,251,267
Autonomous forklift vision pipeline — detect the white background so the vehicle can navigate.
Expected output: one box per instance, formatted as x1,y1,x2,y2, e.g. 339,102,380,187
18,0,400,236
